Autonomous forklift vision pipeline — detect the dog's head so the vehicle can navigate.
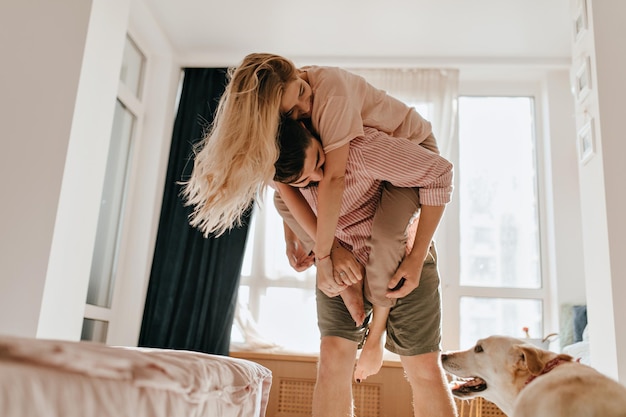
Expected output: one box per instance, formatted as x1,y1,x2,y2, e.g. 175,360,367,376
441,335,572,408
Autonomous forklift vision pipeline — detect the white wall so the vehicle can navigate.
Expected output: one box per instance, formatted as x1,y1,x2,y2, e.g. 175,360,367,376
0,0,131,339
593,1,626,382
575,0,626,381
541,71,586,309
0,0,90,337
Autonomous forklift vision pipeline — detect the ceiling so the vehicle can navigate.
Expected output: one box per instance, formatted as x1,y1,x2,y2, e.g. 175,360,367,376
143,0,573,69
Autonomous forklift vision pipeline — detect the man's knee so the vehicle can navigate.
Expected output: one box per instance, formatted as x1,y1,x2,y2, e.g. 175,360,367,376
318,336,358,380
401,351,445,382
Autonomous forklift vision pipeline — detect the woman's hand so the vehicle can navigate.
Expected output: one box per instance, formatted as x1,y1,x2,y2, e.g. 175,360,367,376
316,244,363,297
331,244,363,286
316,257,345,297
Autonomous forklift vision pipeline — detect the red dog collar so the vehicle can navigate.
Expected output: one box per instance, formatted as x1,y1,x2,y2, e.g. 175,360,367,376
525,357,572,385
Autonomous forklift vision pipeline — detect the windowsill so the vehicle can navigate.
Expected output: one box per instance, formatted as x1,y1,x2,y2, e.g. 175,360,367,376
230,346,403,367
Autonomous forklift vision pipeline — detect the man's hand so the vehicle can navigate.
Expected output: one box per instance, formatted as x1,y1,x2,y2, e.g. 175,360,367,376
386,253,424,299
286,237,315,272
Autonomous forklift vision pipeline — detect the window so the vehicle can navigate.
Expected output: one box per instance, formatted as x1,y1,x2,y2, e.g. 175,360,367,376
235,193,320,353
233,81,550,353
82,35,146,342
455,95,546,349
86,100,136,308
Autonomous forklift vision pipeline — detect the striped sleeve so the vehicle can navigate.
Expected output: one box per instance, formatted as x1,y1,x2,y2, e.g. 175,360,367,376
358,128,454,206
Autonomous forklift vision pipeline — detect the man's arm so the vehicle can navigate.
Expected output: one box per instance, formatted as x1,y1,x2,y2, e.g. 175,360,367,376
386,204,445,298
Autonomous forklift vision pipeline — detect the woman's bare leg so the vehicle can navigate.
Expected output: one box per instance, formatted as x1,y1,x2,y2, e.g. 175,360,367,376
354,304,390,382
339,283,366,327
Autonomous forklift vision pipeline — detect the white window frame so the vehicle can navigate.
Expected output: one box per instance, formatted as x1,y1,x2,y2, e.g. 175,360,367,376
235,78,556,353
439,79,555,350
83,33,147,344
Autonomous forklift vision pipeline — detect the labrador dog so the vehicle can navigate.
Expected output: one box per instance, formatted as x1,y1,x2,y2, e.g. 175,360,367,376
441,335,626,417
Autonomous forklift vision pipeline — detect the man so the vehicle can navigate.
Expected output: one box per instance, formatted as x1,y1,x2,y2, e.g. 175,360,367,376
273,119,456,417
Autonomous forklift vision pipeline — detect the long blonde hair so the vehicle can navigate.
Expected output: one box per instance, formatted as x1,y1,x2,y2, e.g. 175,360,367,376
182,53,298,236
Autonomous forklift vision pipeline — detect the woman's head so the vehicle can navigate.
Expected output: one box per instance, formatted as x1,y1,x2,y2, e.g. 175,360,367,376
280,74,313,120
229,53,299,113
182,53,301,236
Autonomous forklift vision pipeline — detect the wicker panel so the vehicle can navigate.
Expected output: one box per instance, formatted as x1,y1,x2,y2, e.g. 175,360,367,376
277,379,314,416
353,383,381,417
455,397,507,417
276,378,381,417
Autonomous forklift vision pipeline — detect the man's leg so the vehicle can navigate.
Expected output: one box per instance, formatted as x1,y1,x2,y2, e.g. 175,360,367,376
313,336,359,417
315,281,371,417
401,352,457,417
385,244,457,416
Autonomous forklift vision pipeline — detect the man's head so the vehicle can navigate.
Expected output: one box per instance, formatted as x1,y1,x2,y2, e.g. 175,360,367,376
274,118,325,188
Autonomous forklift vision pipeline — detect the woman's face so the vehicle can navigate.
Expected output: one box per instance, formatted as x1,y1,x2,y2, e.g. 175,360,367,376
280,76,313,120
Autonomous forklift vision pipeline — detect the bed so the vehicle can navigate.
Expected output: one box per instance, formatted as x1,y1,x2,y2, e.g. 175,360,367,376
0,335,272,417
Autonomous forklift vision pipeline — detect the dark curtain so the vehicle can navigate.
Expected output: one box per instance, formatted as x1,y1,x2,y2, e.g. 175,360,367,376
138,68,252,355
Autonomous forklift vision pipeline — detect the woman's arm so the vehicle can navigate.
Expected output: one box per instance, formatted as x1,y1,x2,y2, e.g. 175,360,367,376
314,142,354,294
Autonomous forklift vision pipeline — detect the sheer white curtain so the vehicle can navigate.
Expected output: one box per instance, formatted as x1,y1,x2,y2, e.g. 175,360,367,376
348,68,459,159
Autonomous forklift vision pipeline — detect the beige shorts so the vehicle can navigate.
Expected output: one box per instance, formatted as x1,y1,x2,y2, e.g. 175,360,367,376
316,244,442,356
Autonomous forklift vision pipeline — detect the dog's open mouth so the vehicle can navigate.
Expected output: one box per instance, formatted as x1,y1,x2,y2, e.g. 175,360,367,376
450,377,488,396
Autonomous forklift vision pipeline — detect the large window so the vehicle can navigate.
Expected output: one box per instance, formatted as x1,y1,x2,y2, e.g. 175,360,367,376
455,95,546,349
234,192,320,353
233,87,550,353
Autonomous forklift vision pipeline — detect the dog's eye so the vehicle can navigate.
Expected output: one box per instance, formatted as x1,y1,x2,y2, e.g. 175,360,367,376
474,345,484,353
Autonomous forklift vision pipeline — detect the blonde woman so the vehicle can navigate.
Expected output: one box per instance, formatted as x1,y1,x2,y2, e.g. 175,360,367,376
184,53,437,320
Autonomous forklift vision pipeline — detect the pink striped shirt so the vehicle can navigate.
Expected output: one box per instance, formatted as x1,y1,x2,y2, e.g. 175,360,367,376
300,127,453,266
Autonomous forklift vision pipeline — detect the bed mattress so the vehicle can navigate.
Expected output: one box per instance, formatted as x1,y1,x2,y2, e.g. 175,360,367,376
0,335,272,417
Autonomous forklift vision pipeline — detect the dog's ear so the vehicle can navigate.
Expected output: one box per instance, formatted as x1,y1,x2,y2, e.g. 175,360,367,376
516,345,545,375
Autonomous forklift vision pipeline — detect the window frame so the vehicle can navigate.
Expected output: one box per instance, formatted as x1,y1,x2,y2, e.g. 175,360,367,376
83,33,147,343
235,79,556,353
439,79,555,350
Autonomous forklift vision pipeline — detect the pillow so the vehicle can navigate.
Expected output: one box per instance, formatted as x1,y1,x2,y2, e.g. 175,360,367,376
582,324,590,342
573,305,588,343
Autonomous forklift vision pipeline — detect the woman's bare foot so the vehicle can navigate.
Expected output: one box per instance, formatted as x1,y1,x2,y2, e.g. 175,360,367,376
354,333,384,382
340,284,365,326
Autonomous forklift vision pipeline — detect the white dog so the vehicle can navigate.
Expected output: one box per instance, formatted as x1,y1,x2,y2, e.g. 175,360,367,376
441,335,626,417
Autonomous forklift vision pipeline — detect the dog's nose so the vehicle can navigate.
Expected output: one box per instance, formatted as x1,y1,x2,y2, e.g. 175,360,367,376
441,353,448,362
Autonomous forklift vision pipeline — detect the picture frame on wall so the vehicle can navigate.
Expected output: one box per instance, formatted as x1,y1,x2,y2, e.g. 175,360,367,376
578,118,595,165
574,56,592,103
573,0,588,42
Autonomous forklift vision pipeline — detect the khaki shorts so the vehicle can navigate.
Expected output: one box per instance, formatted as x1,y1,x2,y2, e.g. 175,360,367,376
316,244,442,356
